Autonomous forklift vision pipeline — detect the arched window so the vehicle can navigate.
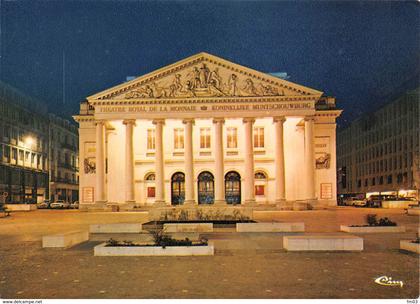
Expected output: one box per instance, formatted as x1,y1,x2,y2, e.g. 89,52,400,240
254,171,267,180
197,171,214,204
171,172,185,205
225,171,241,204
145,173,155,181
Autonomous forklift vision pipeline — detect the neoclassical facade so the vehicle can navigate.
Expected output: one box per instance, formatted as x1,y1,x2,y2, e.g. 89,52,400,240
74,53,341,211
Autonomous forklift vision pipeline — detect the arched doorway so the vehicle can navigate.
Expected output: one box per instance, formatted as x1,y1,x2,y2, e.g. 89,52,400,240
225,171,241,204
197,171,214,204
171,172,185,205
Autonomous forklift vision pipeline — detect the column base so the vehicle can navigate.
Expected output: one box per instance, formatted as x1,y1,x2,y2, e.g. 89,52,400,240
214,199,226,205
244,199,256,206
119,201,136,211
275,199,291,210
183,200,196,206
154,200,166,207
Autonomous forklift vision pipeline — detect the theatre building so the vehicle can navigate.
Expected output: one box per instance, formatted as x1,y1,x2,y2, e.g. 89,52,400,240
74,53,341,212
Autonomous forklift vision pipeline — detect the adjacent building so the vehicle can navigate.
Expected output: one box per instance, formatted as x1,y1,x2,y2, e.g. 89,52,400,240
49,114,79,203
74,52,341,211
0,81,79,204
337,88,420,200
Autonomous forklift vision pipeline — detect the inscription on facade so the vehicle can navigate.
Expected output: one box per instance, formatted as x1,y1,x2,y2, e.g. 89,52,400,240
98,102,313,114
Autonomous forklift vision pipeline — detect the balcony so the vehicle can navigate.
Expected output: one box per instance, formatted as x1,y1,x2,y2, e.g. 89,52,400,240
57,162,78,171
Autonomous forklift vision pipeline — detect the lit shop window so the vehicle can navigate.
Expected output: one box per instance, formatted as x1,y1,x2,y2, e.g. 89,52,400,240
200,128,211,149
174,128,184,149
226,127,237,148
147,129,156,150
254,127,264,148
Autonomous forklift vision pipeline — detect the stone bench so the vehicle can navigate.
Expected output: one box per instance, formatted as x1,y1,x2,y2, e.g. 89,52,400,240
163,223,213,233
89,223,143,233
236,222,304,232
283,234,363,251
42,231,89,248
340,225,406,233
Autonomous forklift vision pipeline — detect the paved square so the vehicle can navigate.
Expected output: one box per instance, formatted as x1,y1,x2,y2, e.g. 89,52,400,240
0,207,418,299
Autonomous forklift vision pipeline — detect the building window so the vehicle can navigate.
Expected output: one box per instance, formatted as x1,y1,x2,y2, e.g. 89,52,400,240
174,128,184,150
145,173,155,181
387,175,392,184
147,129,155,150
226,127,237,148
364,179,368,187
357,180,361,188
200,128,211,149
371,178,375,186
379,176,384,185
254,127,264,148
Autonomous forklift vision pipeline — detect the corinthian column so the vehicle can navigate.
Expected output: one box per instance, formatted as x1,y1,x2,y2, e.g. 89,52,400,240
274,117,286,205
153,119,165,206
213,118,225,205
304,116,316,201
183,119,195,205
123,120,136,203
243,117,256,205
95,120,106,203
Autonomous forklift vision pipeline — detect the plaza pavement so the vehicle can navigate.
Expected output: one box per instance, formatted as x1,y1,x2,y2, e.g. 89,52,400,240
0,207,418,299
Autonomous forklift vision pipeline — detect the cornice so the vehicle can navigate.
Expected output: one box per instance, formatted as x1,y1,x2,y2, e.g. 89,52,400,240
89,95,318,106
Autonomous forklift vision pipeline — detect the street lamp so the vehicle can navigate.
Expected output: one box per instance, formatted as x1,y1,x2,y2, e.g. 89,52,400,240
24,136,35,149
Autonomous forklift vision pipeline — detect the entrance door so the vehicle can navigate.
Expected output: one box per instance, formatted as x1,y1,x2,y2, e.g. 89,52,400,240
197,171,214,204
225,171,241,204
171,172,185,205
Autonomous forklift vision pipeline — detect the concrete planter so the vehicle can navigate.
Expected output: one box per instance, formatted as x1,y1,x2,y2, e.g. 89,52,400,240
340,225,406,233
407,207,420,216
42,231,89,248
236,222,304,232
89,223,143,233
163,223,213,233
400,240,420,254
5,204,37,211
382,201,413,209
283,234,363,251
94,242,214,256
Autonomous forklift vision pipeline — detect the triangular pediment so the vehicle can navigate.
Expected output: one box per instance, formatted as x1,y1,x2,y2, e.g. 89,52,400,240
88,52,323,101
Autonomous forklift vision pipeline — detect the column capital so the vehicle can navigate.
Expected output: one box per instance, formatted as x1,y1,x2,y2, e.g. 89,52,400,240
273,116,286,123
213,118,225,124
182,118,195,125
304,116,316,122
152,118,165,125
95,120,106,126
242,117,255,124
123,119,136,126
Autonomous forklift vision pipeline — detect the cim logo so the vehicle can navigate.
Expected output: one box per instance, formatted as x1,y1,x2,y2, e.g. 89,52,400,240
374,276,404,288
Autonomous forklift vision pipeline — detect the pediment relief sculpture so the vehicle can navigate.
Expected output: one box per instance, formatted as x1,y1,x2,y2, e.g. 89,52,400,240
124,62,287,99
88,53,323,101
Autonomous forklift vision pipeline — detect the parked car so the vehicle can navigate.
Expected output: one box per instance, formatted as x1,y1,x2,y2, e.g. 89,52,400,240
50,200,70,209
37,200,51,209
69,201,79,209
366,195,397,208
344,197,366,207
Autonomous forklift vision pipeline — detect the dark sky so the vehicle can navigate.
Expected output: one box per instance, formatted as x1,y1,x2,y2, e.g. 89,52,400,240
0,0,418,126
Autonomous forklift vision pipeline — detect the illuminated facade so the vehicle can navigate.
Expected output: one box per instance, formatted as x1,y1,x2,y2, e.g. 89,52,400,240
337,88,419,199
74,53,341,211
0,81,79,204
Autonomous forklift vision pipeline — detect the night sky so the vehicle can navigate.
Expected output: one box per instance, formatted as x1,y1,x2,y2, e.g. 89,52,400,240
0,0,418,126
